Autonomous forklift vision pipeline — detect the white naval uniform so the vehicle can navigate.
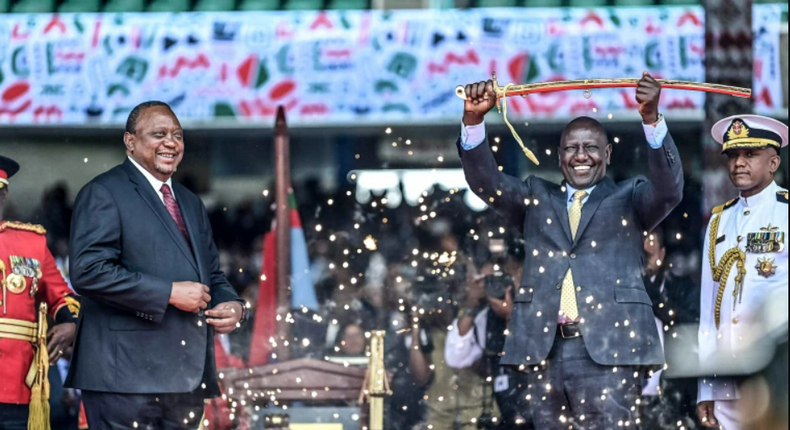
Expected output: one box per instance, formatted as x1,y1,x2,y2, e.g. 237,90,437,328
698,181,789,429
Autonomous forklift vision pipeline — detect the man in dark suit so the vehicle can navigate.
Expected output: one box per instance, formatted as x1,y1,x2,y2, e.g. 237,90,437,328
67,101,245,429
458,73,684,429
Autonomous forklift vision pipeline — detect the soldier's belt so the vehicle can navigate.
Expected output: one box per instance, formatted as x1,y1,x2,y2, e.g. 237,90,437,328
0,318,37,343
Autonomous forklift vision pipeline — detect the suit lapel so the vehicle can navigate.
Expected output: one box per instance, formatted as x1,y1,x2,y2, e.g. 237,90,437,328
174,185,206,283
123,160,199,274
574,177,616,247
550,185,573,245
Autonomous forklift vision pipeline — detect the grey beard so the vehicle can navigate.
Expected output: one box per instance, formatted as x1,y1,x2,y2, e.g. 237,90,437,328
155,164,177,176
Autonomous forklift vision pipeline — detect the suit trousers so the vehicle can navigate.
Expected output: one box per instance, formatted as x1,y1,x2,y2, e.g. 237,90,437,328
526,330,644,430
82,391,204,430
0,404,28,430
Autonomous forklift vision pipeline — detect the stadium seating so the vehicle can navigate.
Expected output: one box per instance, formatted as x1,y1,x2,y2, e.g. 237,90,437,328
477,0,519,7
58,0,102,12
327,0,368,10
568,0,609,7
238,0,280,10
614,0,654,6
11,0,56,13
659,0,701,5
103,0,146,12
147,0,191,12
283,0,325,10
194,0,237,11
523,0,564,7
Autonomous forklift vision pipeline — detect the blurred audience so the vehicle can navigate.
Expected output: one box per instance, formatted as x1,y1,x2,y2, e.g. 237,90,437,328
22,174,759,430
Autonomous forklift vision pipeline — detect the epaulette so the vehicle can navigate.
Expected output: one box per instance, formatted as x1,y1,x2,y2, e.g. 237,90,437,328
3,221,47,235
712,198,739,215
778,191,789,204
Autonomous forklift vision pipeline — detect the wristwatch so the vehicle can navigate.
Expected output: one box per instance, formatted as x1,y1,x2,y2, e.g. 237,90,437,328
236,300,249,325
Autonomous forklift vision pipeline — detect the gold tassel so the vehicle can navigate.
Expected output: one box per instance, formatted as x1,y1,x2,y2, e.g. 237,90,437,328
29,303,50,430
500,83,540,166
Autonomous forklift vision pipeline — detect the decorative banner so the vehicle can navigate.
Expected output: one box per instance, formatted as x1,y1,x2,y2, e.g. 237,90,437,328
0,6,784,127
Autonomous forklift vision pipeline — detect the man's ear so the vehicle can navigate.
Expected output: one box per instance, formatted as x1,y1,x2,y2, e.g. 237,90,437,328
606,143,613,166
123,132,135,153
770,153,781,175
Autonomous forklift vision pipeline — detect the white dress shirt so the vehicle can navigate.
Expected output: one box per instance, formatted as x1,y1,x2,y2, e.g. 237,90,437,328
127,156,175,204
564,183,597,210
445,309,489,370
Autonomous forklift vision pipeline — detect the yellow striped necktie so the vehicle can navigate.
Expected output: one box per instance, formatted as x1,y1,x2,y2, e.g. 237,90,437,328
560,190,588,322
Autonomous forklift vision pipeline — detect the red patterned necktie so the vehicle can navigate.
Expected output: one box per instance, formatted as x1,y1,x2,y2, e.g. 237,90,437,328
160,184,191,247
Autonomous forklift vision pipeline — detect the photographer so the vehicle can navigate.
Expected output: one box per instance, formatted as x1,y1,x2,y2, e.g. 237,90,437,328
445,261,534,429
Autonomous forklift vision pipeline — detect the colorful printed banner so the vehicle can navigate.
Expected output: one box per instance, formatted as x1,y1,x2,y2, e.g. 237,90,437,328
0,6,784,126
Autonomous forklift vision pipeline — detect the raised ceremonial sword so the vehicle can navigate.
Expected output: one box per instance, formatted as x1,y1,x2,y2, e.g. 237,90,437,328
456,73,752,165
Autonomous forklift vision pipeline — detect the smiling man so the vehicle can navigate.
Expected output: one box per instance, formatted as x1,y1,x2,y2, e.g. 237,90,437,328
457,73,684,429
66,101,245,430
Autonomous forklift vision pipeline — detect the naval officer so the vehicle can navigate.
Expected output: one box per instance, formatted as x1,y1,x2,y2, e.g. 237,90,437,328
697,115,788,429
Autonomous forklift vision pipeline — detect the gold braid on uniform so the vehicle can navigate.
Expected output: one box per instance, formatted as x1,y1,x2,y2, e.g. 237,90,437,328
708,214,722,276
2,221,47,235
712,248,746,330
64,296,80,317
28,303,51,430
708,203,746,330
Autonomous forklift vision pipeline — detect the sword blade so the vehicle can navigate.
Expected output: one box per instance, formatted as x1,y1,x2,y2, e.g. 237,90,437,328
456,78,752,100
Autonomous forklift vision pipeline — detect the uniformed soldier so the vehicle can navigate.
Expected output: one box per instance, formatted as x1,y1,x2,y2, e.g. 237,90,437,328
697,116,788,429
0,155,79,430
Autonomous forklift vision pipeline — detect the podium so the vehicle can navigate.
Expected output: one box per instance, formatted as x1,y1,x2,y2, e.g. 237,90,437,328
223,359,368,429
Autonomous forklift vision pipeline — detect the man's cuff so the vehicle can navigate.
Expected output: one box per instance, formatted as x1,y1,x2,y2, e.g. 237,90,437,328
461,121,487,150
55,305,78,324
643,115,668,149
698,378,714,403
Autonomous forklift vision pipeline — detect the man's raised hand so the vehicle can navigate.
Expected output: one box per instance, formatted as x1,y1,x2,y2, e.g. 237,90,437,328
463,80,498,126
636,71,662,125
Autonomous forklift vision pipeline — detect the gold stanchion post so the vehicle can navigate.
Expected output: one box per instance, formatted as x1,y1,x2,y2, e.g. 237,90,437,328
359,331,391,430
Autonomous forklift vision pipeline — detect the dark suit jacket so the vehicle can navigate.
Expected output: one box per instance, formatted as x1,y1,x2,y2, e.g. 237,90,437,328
65,159,239,396
459,134,683,369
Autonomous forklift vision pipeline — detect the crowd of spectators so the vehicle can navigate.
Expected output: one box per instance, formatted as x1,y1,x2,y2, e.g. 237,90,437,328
14,172,709,429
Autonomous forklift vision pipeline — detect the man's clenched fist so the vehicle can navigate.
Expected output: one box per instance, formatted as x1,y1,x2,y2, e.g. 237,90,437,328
170,281,211,314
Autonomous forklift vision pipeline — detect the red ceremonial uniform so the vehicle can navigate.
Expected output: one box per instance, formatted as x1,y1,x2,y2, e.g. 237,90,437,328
0,220,79,405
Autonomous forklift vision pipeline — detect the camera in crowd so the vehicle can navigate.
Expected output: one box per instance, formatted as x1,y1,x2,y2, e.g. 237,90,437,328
409,251,467,313
485,272,513,301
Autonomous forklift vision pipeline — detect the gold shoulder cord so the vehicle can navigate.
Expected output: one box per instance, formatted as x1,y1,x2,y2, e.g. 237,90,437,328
708,213,746,330
4,222,47,235
708,214,722,275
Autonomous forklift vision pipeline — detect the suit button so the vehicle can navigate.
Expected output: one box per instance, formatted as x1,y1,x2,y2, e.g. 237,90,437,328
576,286,582,292
556,284,562,290
570,254,577,260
